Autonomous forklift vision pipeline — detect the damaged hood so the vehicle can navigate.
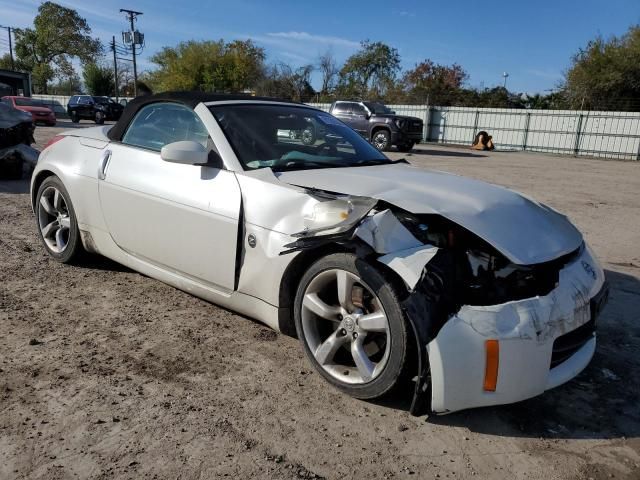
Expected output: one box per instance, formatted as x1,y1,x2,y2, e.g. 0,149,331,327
275,163,582,265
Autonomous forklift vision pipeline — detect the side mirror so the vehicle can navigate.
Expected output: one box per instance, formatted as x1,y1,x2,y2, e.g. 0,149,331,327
161,140,209,165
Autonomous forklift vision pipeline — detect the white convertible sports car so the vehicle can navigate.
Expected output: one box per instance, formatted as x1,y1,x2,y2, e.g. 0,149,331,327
31,92,609,414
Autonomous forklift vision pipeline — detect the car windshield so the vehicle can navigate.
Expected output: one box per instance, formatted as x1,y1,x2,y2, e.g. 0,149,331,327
210,104,392,172
14,98,42,107
364,102,393,114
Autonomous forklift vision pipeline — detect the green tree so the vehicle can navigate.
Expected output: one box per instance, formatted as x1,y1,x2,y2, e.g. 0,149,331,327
13,1,101,93
0,53,31,73
49,73,82,95
564,24,640,111
0,54,14,70
401,60,468,104
147,39,266,93
83,62,114,95
336,41,401,98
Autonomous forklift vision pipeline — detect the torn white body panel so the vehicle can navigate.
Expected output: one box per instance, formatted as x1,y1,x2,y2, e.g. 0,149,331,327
427,243,604,413
378,245,439,290
354,209,422,254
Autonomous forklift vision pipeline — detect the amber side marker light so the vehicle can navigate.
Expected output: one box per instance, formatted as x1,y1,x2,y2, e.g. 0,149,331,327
484,339,499,392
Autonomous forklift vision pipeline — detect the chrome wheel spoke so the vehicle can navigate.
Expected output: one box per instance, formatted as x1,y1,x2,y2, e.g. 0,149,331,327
336,270,355,311
303,293,341,321
55,227,66,249
39,195,56,215
53,189,63,211
41,220,59,239
314,331,346,365
358,311,388,333
351,338,375,382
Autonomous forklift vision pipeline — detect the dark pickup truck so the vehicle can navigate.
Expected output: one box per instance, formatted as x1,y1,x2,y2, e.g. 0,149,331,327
329,101,423,152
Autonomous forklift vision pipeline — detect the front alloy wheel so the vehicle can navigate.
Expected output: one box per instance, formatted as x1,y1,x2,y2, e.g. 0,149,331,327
372,130,390,151
294,253,409,399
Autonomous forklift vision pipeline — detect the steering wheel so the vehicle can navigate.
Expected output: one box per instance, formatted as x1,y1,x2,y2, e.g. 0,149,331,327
315,142,338,156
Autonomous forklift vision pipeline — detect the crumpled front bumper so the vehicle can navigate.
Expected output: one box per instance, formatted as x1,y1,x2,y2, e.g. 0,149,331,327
427,243,607,413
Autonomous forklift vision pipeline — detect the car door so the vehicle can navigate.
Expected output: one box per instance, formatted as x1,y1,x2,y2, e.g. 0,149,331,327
98,102,242,291
78,96,93,118
350,103,370,137
331,102,353,127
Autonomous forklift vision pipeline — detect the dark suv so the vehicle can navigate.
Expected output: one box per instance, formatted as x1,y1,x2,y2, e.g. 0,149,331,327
67,95,124,124
328,101,423,152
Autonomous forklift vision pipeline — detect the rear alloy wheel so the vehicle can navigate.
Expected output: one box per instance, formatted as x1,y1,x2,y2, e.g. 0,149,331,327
294,253,409,399
95,111,105,124
372,129,391,151
36,176,83,263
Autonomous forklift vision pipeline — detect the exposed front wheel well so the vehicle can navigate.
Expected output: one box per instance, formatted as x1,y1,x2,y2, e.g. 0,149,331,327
276,241,410,337
277,244,349,337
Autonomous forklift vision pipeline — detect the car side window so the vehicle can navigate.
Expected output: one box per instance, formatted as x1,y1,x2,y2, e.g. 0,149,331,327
333,102,351,115
122,102,209,152
78,96,91,105
352,104,367,116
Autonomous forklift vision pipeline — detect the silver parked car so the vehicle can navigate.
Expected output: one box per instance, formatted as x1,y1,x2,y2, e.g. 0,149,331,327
31,92,608,414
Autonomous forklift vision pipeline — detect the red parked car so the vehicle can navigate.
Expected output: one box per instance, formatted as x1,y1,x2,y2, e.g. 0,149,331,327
1,96,56,126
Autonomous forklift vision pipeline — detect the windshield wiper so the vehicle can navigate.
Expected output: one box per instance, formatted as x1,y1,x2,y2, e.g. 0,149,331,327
354,158,408,166
271,157,408,172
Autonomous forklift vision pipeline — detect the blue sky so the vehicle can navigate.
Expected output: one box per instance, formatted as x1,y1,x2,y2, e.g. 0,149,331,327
2,0,639,93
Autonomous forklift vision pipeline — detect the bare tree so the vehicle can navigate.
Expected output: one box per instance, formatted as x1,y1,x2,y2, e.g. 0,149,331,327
318,49,338,95
292,64,314,101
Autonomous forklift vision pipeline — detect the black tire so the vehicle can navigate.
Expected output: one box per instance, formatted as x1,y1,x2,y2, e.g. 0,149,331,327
70,112,80,123
371,129,391,151
397,142,415,153
301,126,316,145
35,176,83,264
95,111,105,124
294,253,410,400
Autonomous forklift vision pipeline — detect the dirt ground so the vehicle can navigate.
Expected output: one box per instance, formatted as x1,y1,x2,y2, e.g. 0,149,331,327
1,121,639,479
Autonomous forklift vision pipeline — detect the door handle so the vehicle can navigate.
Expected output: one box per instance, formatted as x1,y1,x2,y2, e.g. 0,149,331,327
98,149,112,180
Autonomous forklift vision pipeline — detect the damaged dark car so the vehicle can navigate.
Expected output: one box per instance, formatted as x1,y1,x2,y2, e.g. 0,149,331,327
0,102,38,179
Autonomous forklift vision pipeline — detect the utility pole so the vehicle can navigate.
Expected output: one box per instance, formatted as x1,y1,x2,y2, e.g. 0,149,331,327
119,9,143,96
111,36,119,102
0,25,14,70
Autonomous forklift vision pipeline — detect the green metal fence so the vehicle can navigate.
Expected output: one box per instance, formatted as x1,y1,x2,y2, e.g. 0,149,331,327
308,103,640,160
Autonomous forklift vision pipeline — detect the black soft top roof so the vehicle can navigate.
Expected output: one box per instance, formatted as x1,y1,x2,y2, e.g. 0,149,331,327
107,91,301,141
